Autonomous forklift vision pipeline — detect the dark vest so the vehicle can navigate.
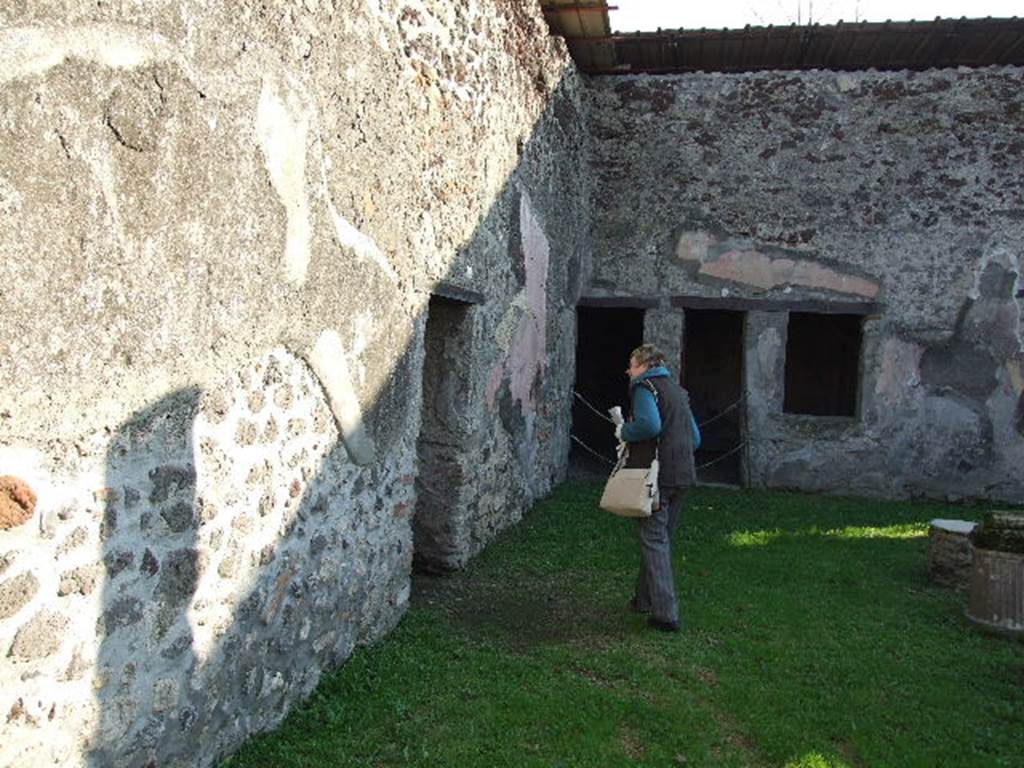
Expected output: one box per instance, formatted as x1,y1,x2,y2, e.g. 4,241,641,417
625,375,697,488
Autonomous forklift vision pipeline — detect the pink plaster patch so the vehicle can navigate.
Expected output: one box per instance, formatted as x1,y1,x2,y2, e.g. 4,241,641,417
485,363,503,412
699,250,879,298
508,317,543,413
675,231,712,262
507,193,549,415
699,250,763,286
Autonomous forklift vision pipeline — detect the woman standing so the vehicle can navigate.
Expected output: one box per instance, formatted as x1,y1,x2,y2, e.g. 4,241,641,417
615,343,699,632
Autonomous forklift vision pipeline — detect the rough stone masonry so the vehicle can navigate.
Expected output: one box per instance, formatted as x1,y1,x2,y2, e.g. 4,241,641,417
0,1,593,765
586,67,1024,502
2,2,1023,767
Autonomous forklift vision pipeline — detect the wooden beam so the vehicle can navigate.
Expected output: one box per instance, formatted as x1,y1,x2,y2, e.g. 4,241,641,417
975,29,1008,62
821,23,843,67
910,27,937,66
670,295,883,315
542,4,617,14
578,296,661,308
863,23,888,62
432,282,486,305
758,26,772,64
839,25,861,69
567,18,1024,74
1001,31,1024,58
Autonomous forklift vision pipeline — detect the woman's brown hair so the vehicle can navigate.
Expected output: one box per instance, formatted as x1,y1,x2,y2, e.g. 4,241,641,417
630,343,667,369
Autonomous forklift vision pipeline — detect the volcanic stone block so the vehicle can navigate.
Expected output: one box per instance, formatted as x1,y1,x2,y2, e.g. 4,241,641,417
0,476,35,530
928,519,976,587
149,465,197,504
0,571,39,619
58,564,103,596
98,597,145,635
160,501,196,533
9,610,69,659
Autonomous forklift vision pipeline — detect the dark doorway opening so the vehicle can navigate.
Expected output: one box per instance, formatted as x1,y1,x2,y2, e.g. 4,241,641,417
414,295,474,573
784,312,862,417
571,306,645,475
683,309,745,486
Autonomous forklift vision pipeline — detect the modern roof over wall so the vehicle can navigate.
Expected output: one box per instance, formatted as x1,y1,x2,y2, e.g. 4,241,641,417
540,4,1024,75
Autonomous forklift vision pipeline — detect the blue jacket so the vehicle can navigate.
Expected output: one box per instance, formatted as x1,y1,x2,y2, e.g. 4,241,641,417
622,367,701,450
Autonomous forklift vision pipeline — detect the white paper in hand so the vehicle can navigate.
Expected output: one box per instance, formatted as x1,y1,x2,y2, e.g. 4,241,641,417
608,406,624,426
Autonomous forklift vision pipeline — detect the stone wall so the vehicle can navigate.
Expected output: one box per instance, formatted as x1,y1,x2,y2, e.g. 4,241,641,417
0,1,593,765
586,67,1024,502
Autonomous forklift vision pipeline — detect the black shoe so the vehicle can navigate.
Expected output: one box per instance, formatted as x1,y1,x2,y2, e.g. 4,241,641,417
627,598,651,614
647,616,680,633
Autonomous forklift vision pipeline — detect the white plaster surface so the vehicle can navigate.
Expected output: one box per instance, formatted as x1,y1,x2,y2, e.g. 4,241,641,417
256,73,312,286
306,330,376,465
507,191,549,415
0,24,185,84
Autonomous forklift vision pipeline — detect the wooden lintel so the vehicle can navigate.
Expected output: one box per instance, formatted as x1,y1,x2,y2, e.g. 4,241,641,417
577,296,661,309
542,4,617,14
670,295,883,315
432,282,486,305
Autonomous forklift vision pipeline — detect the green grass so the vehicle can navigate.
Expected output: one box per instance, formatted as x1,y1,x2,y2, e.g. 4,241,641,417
223,482,1024,768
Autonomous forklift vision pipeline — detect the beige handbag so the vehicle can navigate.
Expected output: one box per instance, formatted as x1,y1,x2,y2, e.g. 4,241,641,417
599,446,659,518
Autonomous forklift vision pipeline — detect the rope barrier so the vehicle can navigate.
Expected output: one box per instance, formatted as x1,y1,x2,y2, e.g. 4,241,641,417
570,434,617,466
695,441,748,471
571,387,747,474
572,389,615,425
572,432,747,474
572,388,742,430
695,398,741,428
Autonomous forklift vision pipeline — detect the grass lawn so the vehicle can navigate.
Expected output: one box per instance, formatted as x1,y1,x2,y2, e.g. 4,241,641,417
223,481,1024,768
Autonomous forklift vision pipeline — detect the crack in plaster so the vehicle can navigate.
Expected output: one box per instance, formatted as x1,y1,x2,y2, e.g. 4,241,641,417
104,113,146,153
54,130,72,160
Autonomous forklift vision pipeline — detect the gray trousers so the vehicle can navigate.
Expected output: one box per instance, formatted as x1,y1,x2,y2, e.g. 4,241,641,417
633,486,687,624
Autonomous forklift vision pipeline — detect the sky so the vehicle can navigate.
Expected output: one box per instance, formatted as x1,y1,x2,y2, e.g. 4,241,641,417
609,0,1023,31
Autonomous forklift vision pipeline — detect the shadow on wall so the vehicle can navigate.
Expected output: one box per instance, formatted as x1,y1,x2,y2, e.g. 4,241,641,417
92,389,204,767
74,67,590,767
90,374,405,767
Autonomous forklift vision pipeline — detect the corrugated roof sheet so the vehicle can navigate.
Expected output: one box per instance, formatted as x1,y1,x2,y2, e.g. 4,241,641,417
541,10,1024,74
541,1,616,71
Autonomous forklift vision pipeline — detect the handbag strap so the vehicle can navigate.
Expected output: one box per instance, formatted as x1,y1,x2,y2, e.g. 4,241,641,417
638,379,661,462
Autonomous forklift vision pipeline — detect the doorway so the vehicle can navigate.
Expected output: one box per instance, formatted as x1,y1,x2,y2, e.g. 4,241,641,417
414,295,474,573
683,309,745,486
571,306,645,473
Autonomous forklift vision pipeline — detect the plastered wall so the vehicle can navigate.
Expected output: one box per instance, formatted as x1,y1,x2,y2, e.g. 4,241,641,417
0,1,594,765
586,67,1024,502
